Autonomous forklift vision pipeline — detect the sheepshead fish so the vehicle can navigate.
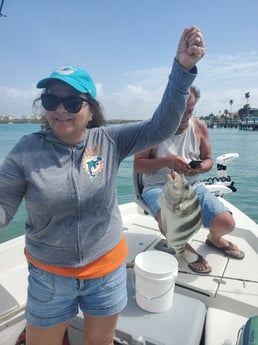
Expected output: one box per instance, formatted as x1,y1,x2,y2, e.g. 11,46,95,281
160,172,202,255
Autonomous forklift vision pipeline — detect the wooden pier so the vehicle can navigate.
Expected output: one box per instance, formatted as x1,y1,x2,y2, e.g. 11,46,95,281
203,117,258,131
238,118,258,130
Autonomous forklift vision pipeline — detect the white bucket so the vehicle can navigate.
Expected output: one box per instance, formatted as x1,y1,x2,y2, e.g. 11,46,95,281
134,250,178,313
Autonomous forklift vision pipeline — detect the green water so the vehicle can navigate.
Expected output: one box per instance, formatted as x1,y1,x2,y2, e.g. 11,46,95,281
0,124,257,243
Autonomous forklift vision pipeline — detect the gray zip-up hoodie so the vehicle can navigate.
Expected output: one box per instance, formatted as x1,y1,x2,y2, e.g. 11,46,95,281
0,59,197,267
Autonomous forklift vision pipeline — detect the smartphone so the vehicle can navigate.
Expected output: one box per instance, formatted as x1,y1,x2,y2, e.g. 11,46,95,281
189,160,203,169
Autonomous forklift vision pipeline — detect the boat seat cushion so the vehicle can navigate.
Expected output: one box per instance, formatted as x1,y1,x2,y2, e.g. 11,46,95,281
0,284,19,318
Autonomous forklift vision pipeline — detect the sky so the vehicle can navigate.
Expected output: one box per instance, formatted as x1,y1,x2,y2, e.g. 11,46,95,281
0,0,258,120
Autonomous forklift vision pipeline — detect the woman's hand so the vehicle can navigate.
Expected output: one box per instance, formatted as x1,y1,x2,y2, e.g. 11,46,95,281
176,25,205,71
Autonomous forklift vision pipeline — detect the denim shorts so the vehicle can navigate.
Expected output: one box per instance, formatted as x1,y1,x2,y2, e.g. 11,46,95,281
25,262,127,327
142,183,230,227
142,187,163,219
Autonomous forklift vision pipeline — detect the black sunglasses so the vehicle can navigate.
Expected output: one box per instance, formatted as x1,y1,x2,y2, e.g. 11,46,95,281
41,93,88,113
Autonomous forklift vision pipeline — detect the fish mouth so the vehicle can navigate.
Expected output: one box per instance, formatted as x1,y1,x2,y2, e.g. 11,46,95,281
167,171,189,190
169,171,176,179
168,170,178,180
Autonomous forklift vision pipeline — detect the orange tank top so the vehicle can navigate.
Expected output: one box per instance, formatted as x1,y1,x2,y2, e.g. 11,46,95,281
25,235,128,279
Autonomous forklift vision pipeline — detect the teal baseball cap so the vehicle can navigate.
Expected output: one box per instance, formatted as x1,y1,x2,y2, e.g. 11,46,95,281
36,65,97,99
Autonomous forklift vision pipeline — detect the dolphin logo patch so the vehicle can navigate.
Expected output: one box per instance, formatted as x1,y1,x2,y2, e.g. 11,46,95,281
83,156,103,178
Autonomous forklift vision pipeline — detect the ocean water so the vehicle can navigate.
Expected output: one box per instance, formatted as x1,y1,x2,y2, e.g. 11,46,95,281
0,123,257,243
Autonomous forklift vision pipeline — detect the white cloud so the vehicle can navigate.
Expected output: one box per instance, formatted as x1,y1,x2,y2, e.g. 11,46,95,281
196,52,258,116
0,85,39,116
1,52,258,120
101,51,258,119
199,52,258,84
101,84,164,120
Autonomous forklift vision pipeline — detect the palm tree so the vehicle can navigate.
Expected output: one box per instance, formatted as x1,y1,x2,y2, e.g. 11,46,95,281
229,99,233,114
245,92,250,116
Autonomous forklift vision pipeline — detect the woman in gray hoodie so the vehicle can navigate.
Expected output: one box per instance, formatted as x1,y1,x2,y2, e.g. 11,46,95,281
0,26,205,345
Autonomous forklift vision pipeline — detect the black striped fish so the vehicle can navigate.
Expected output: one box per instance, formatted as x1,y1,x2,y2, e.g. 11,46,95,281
160,172,202,255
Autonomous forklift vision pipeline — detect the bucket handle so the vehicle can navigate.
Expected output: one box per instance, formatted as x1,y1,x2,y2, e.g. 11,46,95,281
136,280,175,301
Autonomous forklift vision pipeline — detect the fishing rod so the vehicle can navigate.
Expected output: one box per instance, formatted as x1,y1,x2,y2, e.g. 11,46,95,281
0,0,6,17
178,270,258,284
126,263,258,284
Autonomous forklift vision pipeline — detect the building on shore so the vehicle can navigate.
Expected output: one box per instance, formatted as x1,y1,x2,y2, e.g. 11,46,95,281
200,108,258,131
1,108,258,130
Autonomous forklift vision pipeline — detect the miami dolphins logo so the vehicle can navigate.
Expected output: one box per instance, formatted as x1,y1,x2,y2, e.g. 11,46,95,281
83,155,103,178
56,66,77,75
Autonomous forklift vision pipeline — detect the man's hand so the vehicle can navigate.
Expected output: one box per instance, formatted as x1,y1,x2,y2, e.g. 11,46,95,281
172,156,191,174
176,25,205,71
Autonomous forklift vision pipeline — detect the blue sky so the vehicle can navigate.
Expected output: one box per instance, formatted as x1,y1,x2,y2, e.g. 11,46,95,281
1,0,258,119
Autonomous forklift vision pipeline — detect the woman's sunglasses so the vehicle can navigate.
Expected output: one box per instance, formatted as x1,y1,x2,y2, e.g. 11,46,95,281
41,93,88,113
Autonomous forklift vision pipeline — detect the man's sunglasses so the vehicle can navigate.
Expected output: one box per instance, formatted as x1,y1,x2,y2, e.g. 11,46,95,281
41,93,88,113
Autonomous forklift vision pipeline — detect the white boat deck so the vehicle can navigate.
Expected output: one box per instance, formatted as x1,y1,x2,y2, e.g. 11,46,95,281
205,308,248,345
0,236,27,345
120,200,258,318
0,198,257,345
0,236,27,320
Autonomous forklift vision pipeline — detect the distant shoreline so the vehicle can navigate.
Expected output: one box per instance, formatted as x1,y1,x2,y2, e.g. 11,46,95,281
0,119,41,124
0,119,141,125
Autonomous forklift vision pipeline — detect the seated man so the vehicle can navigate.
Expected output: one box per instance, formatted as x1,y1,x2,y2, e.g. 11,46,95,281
134,86,244,274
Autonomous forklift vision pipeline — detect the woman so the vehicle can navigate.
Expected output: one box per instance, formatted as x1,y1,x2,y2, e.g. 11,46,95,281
0,26,205,345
